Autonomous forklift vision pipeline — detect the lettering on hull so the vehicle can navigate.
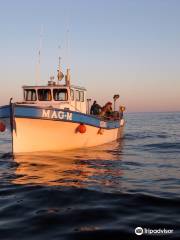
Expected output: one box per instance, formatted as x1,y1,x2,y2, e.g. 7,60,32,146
42,110,72,121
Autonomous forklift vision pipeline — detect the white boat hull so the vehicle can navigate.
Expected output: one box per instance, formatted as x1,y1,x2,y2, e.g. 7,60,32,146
0,104,124,154
13,118,123,153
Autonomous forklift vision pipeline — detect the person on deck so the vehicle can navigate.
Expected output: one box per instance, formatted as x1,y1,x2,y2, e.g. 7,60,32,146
119,106,125,119
90,101,102,115
99,102,113,117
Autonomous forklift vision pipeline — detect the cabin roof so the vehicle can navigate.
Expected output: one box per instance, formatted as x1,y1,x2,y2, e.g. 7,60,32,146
71,85,87,91
22,84,86,91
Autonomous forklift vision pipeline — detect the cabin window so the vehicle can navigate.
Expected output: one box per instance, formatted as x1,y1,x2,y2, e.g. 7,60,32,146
80,91,84,102
70,89,74,101
53,89,68,101
38,89,52,101
24,89,37,101
75,90,80,101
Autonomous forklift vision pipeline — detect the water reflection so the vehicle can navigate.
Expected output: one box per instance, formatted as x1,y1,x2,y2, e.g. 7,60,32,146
13,141,123,188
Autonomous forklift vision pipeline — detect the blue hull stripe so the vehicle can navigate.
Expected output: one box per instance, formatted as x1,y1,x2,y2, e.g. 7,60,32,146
0,105,10,118
0,105,120,129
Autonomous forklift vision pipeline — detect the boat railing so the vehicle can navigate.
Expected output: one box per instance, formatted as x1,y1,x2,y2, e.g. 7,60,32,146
93,111,123,122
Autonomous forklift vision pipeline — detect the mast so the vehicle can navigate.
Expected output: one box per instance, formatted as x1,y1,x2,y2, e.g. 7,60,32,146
113,94,120,111
65,68,70,86
65,29,71,86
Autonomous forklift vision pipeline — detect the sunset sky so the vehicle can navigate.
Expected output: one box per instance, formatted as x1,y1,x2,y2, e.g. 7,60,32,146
0,0,180,112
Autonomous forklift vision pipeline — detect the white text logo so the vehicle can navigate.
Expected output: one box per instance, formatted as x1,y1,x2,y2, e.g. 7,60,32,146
42,110,72,121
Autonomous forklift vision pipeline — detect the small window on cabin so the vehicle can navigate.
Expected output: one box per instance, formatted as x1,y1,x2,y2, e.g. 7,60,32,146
24,89,37,101
53,89,68,101
80,91,84,102
70,89,74,101
76,90,80,101
38,89,52,101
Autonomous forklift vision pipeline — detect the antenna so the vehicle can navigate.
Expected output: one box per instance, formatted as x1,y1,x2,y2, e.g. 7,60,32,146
36,25,43,85
66,29,70,69
65,28,71,86
65,10,70,69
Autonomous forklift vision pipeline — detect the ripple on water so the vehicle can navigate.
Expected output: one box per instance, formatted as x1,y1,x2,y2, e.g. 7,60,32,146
0,112,180,239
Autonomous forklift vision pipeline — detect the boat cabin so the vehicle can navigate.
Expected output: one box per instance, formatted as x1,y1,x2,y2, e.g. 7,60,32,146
21,82,87,114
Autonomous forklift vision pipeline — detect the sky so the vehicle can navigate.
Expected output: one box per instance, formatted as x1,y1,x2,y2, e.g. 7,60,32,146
0,0,180,112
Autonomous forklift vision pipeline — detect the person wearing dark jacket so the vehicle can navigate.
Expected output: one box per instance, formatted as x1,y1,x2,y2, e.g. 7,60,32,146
90,101,102,115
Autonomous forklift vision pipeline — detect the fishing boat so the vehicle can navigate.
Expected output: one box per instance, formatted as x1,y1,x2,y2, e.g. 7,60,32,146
0,61,125,154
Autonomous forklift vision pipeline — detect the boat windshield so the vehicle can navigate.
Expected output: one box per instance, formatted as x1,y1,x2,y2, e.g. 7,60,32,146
53,89,68,101
24,89,37,101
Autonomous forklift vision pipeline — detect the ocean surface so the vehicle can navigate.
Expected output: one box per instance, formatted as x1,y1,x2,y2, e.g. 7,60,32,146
0,112,180,240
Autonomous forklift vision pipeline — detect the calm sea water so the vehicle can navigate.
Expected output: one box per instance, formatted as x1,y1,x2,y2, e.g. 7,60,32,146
0,112,180,240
